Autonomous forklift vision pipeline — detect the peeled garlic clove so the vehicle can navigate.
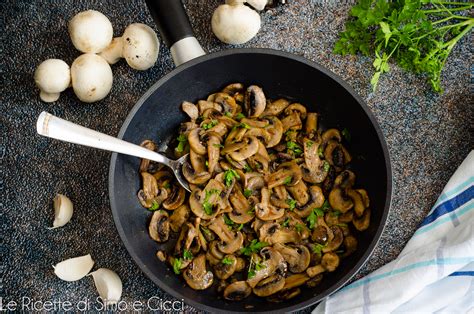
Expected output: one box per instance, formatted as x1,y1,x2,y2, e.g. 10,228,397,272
53,254,94,281
90,268,123,305
51,194,73,229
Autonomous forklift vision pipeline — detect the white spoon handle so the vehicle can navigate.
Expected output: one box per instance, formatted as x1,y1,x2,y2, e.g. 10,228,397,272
36,111,170,165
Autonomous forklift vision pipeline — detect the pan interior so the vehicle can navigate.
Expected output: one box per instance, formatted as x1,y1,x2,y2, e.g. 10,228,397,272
110,50,390,313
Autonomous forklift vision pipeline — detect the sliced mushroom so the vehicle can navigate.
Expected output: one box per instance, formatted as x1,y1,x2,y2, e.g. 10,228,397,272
188,128,207,155
207,133,222,174
282,273,310,290
224,281,252,301
267,161,302,188
262,98,289,116
324,140,351,169
273,243,310,273
329,188,353,213
182,161,211,185
262,116,283,148
182,101,199,120
311,225,328,244
149,210,169,242
353,208,370,231
190,149,207,173
305,112,318,136
286,180,309,206
139,140,156,173
163,185,185,210
253,274,285,297
334,170,356,189
306,274,323,287
189,188,218,220
322,226,343,253
296,185,325,218
244,85,266,118
246,247,286,288
341,235,358,258
322,128,342,144
222,82,244,96
198,100,221,115
175,222,200,256
169,204,190,232
281,112,302,132
356,189,370,208
347,189,366,217
255,187,285,221
258,221,301,245
229,187,254,224
229,136,259,161
214,255,237,279
183,254,214,290
301,138,329,184
321,252,340,271
208,215,243,254
214,92,238,116
284,103,307,120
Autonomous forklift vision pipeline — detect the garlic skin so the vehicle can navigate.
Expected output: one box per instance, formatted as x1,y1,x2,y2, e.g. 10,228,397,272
51,194,73,229
53,254,94,281
90,268,123,305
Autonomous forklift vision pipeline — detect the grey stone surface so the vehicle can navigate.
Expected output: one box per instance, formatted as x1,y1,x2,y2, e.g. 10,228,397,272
1,0,473,312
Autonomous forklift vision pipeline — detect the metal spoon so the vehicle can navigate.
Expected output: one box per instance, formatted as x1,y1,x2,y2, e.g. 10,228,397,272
36,112,191,192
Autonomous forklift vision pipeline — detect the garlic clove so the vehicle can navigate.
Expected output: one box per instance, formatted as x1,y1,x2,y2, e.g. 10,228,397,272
90,268,123,305
53,254,94,281
51,194,73,229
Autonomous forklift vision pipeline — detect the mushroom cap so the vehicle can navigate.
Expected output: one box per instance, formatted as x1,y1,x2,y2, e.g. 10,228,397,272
122,23,160,70
211,4,261,45
71,53,113,103
34,59,71,102
68,10,113,53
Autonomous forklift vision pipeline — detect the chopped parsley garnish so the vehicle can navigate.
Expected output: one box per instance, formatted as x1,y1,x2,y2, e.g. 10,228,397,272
202,189,221,215
306,140,314,148
183,249,193,260
224,112,232,117
235,113,245,120
241,239,269,256
281,218,290,227
287,141,303,156
247,207,255,214
295,223,305,232
331,210,342,217
239,122,251,129
283,176,292,185
248,257,266,279
205,160,209,168
311,243,326,255
163,182,171,189
306,201,331,229
342,128,351,142
318,146,324,158
213,143,224,148
176,134,187,153
237,223,244,231
172,258,182,274
222,257,234,265
243,189,252,198
149,200,160,211
224,169,240,187
323,161,330,172
286,199,297,211
202,120,218,130
223,213,234,226
203,203,213,215
243,164,252,173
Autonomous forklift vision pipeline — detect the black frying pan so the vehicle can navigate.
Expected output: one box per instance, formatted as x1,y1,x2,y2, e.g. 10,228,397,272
109,0,392,312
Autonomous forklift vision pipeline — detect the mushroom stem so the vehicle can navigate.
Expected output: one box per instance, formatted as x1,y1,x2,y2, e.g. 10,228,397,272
98,37,123,64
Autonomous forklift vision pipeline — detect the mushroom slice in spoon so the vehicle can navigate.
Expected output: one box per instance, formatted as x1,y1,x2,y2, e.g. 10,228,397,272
273,243,310,273
252,274,285,297
244,85,266,118
183,254,214,290
149,210,170,243
329,187,353,213
255,187,285,221
224,281,252,301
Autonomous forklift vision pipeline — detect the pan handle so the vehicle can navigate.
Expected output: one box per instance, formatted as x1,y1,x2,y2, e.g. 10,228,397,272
145,0,205,66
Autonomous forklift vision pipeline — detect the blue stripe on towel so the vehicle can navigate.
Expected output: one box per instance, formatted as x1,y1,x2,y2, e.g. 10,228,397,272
432,177,474,211
341,257,474,292
420,186,474,227
449,271,474,277
414,202,474,236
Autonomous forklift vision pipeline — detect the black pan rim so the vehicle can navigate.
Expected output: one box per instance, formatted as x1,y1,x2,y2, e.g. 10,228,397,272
109,47,393,313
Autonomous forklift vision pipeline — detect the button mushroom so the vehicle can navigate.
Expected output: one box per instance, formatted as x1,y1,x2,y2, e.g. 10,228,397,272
148,210,170,242
224,281,252,301
329,187,353,213
99,23,160,70
34,59,71,102
211,3,261,45
306,252,340,277
255,187,285,221
273,243,311,273
70,53,113,103
183,254,214,290
68,10,113,53
322,226,343,253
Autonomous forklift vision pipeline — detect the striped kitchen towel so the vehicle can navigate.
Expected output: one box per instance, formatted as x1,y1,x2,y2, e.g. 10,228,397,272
313,150,474,314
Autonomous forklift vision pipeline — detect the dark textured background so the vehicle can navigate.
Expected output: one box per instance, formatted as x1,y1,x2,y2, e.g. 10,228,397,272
1,0,473,312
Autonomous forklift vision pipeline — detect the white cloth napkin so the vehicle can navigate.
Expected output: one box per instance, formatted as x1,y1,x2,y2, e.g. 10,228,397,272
313,150,474,314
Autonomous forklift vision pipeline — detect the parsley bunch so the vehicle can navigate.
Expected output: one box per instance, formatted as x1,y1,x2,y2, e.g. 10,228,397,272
335,0,473,93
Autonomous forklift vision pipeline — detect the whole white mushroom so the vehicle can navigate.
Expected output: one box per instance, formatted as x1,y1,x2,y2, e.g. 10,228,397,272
211,4,261,45
34,59,71,102
70,54,113,103
68,10,113,53
226,0,268,11
99,23,160,71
